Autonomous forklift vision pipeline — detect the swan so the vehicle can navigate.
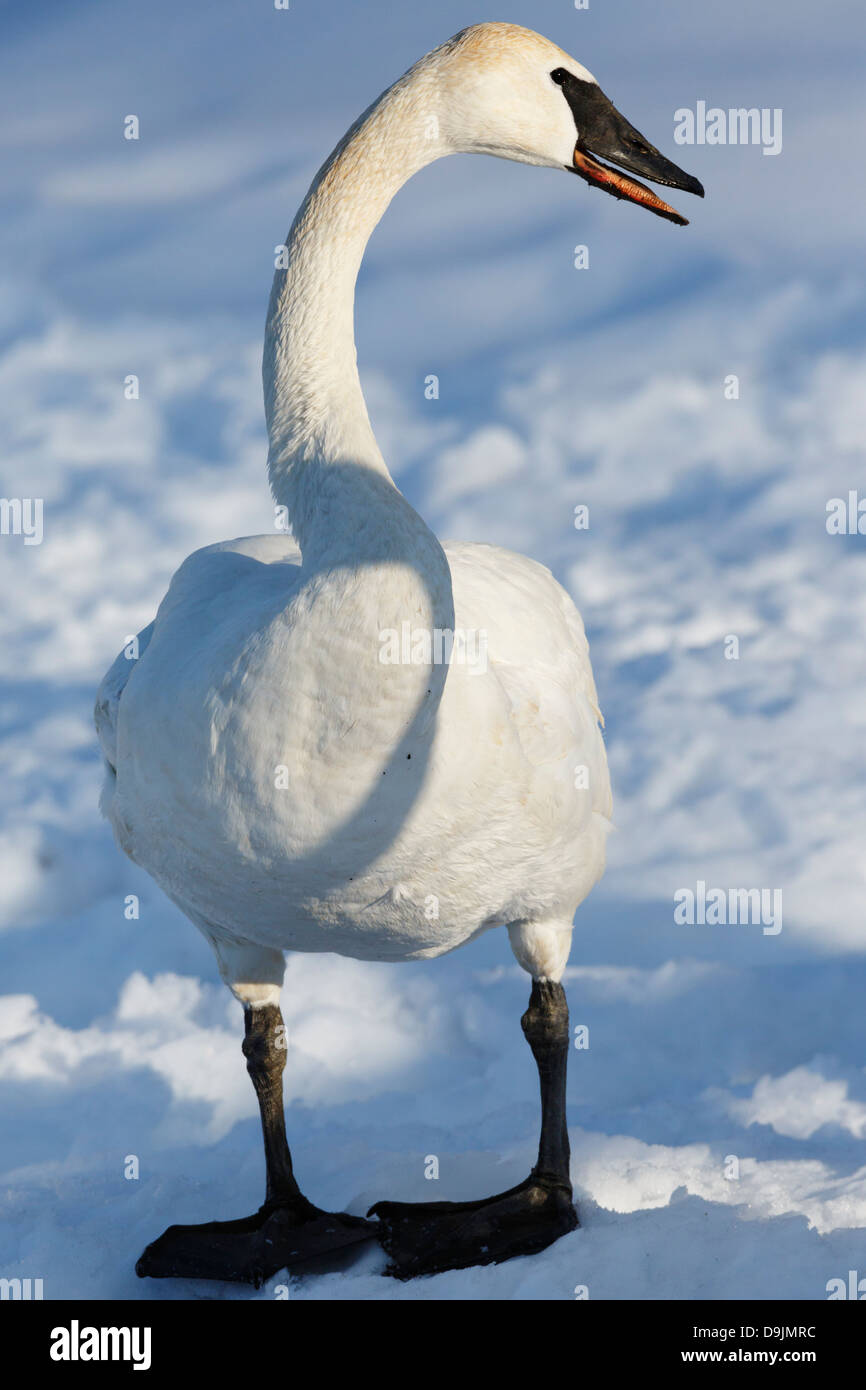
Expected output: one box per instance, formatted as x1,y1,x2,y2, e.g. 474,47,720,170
96,21,702,1283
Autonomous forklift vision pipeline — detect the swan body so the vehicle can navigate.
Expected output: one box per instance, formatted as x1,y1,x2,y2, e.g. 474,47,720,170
98,23,702,1281
98,530,610,973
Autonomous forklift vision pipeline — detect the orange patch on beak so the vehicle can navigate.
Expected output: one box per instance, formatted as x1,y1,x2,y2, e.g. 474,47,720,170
572,147,688,226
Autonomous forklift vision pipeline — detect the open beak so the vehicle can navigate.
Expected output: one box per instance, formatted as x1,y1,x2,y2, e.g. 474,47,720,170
567,87,704,226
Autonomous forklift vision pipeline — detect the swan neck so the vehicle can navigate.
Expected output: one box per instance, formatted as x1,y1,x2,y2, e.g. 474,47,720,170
263,64,447,551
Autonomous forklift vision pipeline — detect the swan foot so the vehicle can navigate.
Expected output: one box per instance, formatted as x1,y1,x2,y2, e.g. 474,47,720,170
136,1197,376,1286
368,1172,577,1279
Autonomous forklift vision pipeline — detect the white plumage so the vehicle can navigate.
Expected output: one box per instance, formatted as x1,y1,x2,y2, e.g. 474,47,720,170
96,22,612,1009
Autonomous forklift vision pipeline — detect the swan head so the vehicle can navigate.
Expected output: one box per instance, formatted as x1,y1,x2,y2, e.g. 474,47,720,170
435,23,703,226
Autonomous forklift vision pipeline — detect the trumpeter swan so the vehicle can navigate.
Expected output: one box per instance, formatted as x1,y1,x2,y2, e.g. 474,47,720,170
96,22,702,1282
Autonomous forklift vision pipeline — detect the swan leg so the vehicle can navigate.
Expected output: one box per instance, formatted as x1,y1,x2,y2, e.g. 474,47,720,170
242,1002,302,1205
369,923,578,1279
136,952,376,1285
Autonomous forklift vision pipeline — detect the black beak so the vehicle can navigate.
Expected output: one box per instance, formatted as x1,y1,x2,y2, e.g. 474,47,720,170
554,70,704,225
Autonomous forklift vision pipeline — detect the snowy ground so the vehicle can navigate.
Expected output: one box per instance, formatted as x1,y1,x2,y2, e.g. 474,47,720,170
2,0,865,1300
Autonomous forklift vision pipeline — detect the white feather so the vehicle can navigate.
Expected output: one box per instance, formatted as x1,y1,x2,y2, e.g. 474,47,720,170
95,24,612,1001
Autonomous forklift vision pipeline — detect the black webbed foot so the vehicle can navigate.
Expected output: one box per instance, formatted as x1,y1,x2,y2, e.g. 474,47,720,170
136,1197,376,1286
368,1173,577,1279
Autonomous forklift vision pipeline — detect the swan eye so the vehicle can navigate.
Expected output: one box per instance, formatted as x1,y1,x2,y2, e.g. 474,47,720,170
550,68,569,86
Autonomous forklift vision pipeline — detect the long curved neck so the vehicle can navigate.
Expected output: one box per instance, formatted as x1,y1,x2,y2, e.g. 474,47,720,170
263,60,447,562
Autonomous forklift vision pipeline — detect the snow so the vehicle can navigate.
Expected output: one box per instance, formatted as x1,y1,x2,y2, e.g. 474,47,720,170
2,0,865,1300
4,947,866,1298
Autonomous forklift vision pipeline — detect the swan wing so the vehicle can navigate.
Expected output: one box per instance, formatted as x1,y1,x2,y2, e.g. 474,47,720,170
93,533,302,774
